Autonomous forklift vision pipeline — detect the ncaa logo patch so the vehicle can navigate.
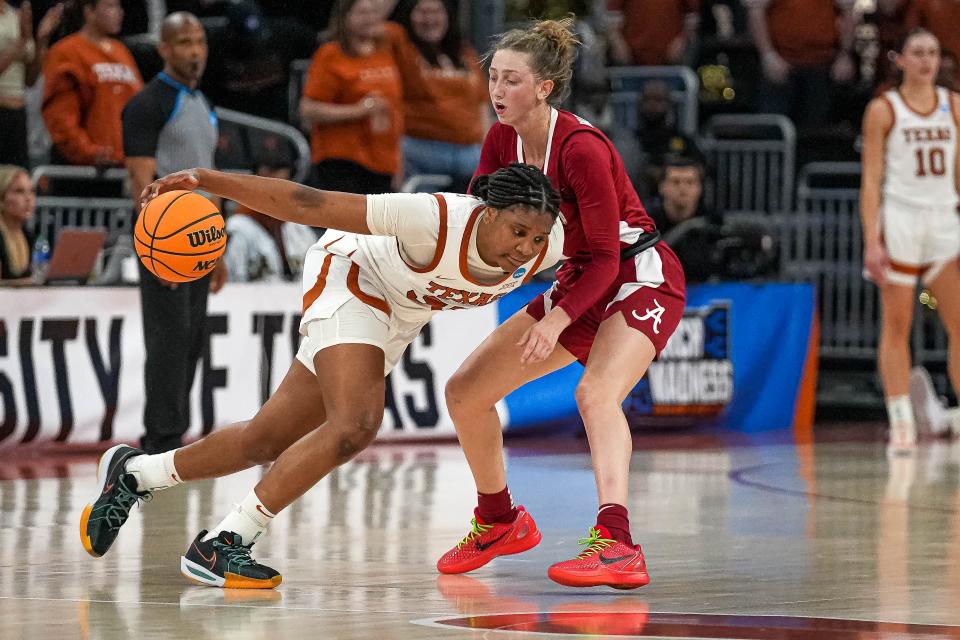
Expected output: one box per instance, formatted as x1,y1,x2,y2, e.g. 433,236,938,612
512,267,527,279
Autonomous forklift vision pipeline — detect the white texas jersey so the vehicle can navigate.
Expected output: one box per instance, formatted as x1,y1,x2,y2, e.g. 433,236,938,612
300,192,564,329
883,87,959,209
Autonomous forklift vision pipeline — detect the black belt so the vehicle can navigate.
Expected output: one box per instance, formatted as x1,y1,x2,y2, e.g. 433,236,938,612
620,230,661,260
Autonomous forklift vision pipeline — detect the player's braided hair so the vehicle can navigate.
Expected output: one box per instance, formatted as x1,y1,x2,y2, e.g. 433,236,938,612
470,163,561,220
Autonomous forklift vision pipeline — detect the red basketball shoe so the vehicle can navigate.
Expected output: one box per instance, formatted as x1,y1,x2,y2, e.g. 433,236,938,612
547,526,650,589
437,506,541,574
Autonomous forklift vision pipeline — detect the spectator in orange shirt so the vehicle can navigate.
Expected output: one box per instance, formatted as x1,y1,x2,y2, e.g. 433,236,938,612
390,0,488,192
744,0,857,128
300,0,403,194
606,0,700,67
41,0,142,166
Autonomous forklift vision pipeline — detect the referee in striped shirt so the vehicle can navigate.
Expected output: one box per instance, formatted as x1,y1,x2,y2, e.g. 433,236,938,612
122,12,225,454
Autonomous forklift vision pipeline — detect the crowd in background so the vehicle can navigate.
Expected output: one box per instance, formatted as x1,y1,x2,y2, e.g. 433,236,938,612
1,0,958,286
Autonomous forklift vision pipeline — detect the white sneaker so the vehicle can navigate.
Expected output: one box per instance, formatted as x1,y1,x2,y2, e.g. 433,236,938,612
909,366,949,436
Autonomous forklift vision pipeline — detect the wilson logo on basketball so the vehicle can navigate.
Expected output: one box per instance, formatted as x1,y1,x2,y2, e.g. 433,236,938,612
186,226,225,248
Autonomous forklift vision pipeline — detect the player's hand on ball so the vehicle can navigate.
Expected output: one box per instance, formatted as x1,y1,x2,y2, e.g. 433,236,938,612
135,190,225,283
140,169,201,211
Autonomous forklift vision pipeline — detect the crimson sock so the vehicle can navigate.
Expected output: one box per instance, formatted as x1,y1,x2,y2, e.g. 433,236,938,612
597,503,633,546
477,486,517,524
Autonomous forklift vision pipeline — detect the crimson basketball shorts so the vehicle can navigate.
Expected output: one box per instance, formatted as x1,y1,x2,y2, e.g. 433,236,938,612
527,243,686,363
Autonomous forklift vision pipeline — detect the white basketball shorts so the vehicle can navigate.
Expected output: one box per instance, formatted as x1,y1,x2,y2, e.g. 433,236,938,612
879,198,960,286
295,252,429,376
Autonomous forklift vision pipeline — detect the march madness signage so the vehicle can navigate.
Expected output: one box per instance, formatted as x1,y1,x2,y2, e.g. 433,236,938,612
499,282,817,433
627,302,734,418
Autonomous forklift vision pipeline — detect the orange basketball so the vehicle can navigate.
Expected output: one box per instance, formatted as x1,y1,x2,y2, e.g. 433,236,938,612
134,190,227,282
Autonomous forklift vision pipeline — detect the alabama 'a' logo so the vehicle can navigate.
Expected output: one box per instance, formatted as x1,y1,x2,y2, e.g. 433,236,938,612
632,298,665,334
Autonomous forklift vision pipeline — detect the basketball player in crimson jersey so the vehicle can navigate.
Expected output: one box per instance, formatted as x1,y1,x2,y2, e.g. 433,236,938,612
79,163,563,588
436,19,686,589
861,28,960,451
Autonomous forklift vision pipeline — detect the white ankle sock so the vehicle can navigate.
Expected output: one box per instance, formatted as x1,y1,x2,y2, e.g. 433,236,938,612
203,490,275,545
126,450,183,493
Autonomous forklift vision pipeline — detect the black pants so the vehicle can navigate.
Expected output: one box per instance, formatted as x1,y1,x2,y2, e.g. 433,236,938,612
0,107,28,168
312,159,393,194
138,261,210,453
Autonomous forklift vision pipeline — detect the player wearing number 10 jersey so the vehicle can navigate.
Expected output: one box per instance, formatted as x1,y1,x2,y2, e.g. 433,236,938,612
860,28,960,452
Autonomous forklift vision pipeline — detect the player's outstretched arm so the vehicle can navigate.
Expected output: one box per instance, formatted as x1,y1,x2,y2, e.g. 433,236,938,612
140,168,372,234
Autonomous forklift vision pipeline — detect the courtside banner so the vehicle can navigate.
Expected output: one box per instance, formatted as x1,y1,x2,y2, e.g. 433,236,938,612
0,281,816,447
0,284,500,446
499,282,818,433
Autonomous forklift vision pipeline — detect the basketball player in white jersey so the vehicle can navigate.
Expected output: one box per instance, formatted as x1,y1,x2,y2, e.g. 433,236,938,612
861,28,960,452
79,163,564,588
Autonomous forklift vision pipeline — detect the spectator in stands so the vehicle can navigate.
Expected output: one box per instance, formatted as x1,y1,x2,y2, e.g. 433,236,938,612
201,0,315,122
908,0,960,67
122,11,224,454
0,164,35,284
647,156,723,282
0,1,61,167
224,154,317,282
389,0,488,192
606,0,700,67
42,0,141,167
647,156,719,234
635,80,705,198
743,0,857,129
300,0,403,194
